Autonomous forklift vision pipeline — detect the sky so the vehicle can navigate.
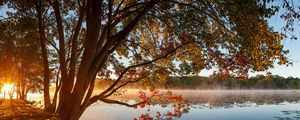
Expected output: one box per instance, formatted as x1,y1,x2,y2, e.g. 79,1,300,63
201,7,300,78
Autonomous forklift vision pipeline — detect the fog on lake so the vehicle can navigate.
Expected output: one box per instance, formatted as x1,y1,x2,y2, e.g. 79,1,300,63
78,90,300,120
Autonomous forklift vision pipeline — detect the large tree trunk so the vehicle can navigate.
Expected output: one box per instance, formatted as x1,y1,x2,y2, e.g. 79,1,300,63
36,0,51,111
32,0,156,119
57,0,105,118
51,0,71,114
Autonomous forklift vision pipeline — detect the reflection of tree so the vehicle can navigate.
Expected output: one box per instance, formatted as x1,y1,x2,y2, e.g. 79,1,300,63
134,90,190,120
177,90,300,109
99,90,300,119
110,90,300,109
274,110,300,120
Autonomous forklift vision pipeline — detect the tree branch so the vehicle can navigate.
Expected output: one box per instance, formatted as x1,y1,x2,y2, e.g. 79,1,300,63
168,0,235,36
110,0,157,43
45,38,59,53
104,73,151,98
99,41,192,98
100,97,151,107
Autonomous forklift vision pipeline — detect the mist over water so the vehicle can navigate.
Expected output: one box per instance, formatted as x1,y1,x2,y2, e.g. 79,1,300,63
80,90,300,120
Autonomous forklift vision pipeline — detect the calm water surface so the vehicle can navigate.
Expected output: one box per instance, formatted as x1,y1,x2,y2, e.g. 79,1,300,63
80,90,300,120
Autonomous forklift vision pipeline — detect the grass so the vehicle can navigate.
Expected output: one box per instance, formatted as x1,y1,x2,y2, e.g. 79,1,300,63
0,99,60,120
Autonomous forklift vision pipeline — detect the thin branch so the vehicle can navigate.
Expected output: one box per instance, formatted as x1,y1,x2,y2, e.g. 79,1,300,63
115,2,145,14
126,39,155,57
141,19,157,41
124,45,143,61
52,66,61,112
107,0,113,39
168,0,235,36
42,7,50,20
86,42,192,108
43,12,54,26
115,0,125,13
46,39,59,54
100,97,152,107
104,73,151,98
69,4,85,83
80,74,96,110
110,0,156,43
99,41,192,97
32,36,60,54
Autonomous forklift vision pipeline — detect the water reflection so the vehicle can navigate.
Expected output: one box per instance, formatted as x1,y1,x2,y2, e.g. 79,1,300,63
81,90,300,120
274,110,300,120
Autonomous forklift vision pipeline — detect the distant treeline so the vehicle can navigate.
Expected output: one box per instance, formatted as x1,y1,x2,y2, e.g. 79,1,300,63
164,75,300,89
96,75,300,90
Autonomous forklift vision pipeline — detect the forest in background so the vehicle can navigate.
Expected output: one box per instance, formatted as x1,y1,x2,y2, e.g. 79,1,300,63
96,74,300,90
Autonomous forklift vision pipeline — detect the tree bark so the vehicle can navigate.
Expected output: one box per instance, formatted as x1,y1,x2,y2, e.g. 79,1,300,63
36,0,51,111
59,0,103,118
51,0,71,115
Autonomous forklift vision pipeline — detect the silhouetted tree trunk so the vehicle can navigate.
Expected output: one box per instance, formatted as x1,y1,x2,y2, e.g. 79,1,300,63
35,0,51,111
46,0,157,119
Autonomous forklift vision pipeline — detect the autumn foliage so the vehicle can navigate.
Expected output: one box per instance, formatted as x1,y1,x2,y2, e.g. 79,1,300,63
133,89,189,120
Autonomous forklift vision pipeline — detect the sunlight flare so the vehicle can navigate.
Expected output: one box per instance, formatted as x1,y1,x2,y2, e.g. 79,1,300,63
1,83,15,99
2,83,14,92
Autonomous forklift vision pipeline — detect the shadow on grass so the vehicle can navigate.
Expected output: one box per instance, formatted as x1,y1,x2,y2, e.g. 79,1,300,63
0,99,60,120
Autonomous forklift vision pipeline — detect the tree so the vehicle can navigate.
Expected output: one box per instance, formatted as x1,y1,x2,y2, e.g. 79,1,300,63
0,10,43,100
0,0,295,119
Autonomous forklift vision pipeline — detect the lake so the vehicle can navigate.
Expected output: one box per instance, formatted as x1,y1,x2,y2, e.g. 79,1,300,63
80,90,300,120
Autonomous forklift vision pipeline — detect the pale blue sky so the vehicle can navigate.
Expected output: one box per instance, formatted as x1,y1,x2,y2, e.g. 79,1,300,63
201,8,300,78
